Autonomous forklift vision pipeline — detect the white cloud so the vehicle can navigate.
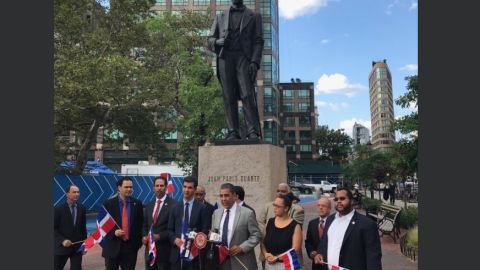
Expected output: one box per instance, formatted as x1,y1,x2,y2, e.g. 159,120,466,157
320,39,331,44
339,119,371,138
279,0,331,20
399,64,418,71
315,101,349,112
315,73,367,97
409,2,418,11
386,0,400,15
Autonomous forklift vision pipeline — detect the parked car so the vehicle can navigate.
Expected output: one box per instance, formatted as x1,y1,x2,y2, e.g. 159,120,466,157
289,181,314,194
304,180,338,193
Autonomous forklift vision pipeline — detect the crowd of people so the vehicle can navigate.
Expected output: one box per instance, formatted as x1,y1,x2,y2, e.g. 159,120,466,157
54,176,382,270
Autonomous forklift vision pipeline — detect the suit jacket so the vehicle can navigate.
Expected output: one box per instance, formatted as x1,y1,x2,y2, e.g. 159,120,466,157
207,6,264,66
305,217,328,270
54,202,87,255
241,202,256,217
317,211,382,270
143,196,178,263
101,196,144,258
212,205,261,270
167,199,211,264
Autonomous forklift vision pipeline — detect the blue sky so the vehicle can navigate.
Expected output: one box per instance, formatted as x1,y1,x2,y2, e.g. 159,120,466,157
278,0,418,138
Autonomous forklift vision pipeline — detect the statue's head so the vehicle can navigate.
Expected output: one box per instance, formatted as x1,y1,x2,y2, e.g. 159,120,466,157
232,0,243,6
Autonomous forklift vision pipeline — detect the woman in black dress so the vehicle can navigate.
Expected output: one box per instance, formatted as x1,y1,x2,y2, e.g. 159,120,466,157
261,194,302,269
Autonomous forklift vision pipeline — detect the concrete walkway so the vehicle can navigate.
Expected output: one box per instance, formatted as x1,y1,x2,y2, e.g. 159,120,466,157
66,197,418,270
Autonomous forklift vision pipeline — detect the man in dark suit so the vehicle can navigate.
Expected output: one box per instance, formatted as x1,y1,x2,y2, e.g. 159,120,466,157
54,184,87,270
195,185,215,218
168,176,212,270
207,0,264,140
143,176,179,270
305,198,332,270
233,185,256,217
314,188,382,270
102,177,144,270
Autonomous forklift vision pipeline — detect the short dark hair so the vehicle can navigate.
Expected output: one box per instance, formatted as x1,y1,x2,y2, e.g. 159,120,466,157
117,176,133,187
154,176,167,186
183,176,198,188
336,187,353,199
278,194,293,211
220,183,235,194
65,184,78,193
233,185,245,200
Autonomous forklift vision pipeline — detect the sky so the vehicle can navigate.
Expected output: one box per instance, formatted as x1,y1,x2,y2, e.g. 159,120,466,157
278,0,418,139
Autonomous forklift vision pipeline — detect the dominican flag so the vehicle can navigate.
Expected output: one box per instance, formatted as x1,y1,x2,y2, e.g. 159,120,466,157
217,244,229,264
330,265,350,270
147,225,157,266
77,206,116,253
279,248,302,270
160,172,175,196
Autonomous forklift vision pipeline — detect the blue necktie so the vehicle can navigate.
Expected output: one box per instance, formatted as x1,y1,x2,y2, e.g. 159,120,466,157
184,202,190,225
71,204,76,225
222,209,230,246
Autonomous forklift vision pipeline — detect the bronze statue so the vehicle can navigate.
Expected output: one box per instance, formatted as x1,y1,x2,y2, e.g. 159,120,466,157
208,0,264,141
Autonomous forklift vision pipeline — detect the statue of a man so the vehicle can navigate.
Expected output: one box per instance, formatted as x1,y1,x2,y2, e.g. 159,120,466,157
208,0,264,141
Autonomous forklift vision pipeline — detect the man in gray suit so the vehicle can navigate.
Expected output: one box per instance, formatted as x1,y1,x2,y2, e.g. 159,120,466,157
211,183,261,270
207,0,264,140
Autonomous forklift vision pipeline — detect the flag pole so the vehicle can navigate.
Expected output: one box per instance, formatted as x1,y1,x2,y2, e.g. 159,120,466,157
232,255,249,270
71,240,85,245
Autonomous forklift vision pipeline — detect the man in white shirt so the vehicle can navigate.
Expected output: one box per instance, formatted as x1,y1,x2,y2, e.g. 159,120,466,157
314,188,382,270
211,183,261,270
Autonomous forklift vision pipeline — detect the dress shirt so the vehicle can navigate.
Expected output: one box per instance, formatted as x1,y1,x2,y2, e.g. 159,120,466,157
219,202,237,247
327,210,355,269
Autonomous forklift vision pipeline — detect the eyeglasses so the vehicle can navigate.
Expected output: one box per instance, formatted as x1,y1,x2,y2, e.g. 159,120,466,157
272,203,285,208
333,197,347,202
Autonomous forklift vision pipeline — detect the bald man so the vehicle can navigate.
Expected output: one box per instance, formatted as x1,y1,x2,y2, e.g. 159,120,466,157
305,198,332,270
257,183,305,269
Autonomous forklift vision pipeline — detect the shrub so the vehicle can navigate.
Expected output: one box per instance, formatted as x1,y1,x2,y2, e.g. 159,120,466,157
361,197,382,212
398,206,418,229
406,225,418,249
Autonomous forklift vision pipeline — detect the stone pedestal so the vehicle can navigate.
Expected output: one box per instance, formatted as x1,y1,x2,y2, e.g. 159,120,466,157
198,144,287,214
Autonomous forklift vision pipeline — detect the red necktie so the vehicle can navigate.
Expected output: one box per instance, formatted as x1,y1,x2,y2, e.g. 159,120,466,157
318,219,325,238
152,199,162,225
122,200,129,241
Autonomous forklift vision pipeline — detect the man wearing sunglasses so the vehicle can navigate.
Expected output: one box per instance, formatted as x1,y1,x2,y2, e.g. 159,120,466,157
313,188,382,270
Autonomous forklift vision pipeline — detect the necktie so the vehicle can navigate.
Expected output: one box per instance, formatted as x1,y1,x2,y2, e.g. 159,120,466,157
318,219,325,238
184,202,190,225
71,204,76,226
122,200,129,241
222,209,230,246
152,199,162,225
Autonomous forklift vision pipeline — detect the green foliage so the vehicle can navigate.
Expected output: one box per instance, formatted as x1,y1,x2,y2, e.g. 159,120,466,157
398,206,418,229
361,197,382,211
406,225,418,249
315,125,353,164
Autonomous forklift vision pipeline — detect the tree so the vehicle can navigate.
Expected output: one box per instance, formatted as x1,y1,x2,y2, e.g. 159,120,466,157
314,125,353,164
390,75,418,179
54,0,169,174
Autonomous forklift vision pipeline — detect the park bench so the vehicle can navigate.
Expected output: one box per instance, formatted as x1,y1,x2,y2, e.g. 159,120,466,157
367,204,402,243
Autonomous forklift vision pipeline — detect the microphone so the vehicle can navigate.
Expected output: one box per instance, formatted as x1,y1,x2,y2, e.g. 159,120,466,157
207,229,219,260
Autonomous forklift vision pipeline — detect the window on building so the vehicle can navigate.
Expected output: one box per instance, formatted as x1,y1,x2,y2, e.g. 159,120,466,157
283,131,296,140
299,116,311,127
285,144,296,153
283,102,294,112
155,0,167,5
263,120,278,145
298,103,310,112
298,89,310,98
172,0,188,5
300,144,312,152
299,131,311,140
283,90,293,98
284,117,295,127
216,0,231,5
193,0,210,5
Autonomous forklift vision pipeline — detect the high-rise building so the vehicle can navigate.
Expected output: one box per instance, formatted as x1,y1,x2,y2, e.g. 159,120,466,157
369,59,395,150
352,122,370,145
152,0,280,144
278,81,318,160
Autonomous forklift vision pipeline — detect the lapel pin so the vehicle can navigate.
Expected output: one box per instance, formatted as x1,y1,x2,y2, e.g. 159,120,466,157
352,221,355,225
